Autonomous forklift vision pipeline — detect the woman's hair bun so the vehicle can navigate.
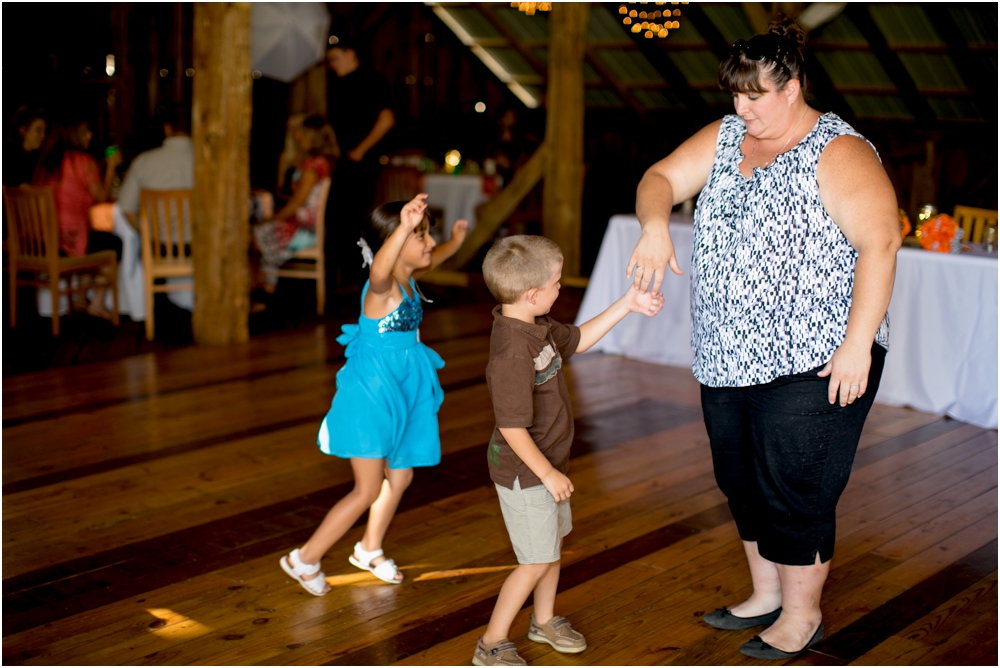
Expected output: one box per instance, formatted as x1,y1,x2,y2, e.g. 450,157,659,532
766,13,806,48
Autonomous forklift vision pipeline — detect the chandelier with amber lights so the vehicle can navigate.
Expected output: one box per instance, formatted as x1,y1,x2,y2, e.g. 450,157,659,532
620,2,688,39
511,2,551,15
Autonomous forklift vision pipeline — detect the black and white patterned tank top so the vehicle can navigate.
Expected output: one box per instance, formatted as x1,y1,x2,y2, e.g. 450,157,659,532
690,112,889,388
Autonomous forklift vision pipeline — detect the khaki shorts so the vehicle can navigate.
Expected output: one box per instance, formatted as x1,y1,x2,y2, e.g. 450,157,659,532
495,477,572,565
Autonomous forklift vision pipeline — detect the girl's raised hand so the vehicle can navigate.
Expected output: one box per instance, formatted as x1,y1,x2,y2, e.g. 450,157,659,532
400,194,429,232
450,219,469,244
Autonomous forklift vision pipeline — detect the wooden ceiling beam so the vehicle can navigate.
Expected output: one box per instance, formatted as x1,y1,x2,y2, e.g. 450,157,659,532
844,4,936,126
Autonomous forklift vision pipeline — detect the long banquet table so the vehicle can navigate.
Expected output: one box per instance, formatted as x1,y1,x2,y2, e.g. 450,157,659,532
576,214,998,429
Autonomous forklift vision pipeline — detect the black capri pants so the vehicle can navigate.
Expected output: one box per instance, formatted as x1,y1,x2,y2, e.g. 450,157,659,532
701,343,886,566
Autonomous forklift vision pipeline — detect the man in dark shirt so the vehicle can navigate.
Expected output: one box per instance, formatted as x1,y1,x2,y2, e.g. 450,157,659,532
325,39,395,289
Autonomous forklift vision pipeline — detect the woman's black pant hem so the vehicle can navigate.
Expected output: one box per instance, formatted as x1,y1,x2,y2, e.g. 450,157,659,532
701,343,886,566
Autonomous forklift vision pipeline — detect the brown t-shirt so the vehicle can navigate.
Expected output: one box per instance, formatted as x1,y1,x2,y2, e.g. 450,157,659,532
485,305,581,489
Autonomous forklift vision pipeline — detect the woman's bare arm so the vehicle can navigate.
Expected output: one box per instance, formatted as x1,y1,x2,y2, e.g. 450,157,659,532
816,135,901,405
630,119,721,292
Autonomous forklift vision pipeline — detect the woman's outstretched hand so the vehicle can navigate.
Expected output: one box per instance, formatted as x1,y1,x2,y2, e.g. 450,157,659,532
627,223,683,293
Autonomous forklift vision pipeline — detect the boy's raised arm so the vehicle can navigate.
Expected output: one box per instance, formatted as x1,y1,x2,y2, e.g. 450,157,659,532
576,284,664,353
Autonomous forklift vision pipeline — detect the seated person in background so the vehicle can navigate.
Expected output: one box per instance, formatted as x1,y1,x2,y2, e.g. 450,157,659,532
34,116,123,320
276,114,306,199
113,105,195,319
4,106,47,186
253,115,334,291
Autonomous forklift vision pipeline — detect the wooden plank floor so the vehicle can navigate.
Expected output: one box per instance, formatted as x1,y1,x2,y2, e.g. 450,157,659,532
3,291,997,666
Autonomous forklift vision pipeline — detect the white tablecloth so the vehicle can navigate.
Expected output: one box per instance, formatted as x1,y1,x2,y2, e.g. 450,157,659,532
422,173,490,240
577,214,999,429
877,248,997,428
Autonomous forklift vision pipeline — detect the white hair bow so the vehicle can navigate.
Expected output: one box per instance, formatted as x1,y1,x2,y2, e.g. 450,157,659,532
357,237,374,268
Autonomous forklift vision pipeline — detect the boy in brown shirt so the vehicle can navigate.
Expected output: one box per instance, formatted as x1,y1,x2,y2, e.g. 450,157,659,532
474,235,664,666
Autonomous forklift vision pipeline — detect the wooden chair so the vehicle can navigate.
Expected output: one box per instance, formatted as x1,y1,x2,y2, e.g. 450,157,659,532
139,189,194,341
262,178,331,316
3,185,119,337
953,205,998,245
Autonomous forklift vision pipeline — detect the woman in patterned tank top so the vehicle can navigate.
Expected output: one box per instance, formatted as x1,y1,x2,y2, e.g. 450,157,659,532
628,16,901,661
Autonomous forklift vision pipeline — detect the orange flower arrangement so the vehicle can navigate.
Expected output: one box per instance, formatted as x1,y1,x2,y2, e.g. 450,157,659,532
898,208,911,238
916,213,958,253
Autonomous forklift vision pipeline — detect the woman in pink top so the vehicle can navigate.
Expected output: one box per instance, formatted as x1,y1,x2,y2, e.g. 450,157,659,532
34,119,123,320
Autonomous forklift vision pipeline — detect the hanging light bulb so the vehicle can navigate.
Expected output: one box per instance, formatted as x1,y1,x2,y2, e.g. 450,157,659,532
619,2,682,38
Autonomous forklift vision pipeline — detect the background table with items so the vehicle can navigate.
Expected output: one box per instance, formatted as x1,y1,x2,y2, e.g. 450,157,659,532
421,173,490,240
576,214,998,430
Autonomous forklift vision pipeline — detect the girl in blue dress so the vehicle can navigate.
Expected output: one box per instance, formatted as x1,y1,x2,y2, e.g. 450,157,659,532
280,194,468,594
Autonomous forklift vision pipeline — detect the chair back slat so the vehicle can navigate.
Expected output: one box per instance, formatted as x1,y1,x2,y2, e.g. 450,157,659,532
954,205,999,245
3,185,59,263
139,189,193,269
314,178,332,251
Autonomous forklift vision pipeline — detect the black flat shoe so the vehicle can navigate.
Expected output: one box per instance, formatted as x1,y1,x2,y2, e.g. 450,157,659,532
739,622,824,660
702,606,782,630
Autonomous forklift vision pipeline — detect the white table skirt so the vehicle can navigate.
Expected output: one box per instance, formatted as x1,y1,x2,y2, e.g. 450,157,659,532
577,214,998,429
877,248,997,428
422,173,490,240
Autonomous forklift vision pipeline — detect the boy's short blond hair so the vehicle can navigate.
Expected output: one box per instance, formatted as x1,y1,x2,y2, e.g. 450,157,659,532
483,235,563,304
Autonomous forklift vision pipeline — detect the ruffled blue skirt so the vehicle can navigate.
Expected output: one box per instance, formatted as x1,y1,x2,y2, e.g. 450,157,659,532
318,322,444,469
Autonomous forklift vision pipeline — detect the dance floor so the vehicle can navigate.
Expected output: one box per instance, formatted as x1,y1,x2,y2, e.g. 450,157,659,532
3,293,997,666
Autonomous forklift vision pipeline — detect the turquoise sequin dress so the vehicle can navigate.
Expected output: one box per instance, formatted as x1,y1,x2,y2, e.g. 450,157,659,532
318,278,444,469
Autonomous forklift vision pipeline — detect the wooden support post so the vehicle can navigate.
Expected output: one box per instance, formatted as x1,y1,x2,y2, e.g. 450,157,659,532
542,2,589,278
192,2,252,346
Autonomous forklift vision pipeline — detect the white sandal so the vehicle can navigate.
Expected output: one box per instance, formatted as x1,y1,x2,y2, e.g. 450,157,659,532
280,548,329,596
348,541,403,584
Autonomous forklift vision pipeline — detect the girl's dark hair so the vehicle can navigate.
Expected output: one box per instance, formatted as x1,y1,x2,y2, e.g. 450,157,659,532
718,14,807,95
361,200,431,255
35,119,89,181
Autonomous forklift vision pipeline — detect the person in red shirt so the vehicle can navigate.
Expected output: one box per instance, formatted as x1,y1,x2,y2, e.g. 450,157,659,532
34,118,123,320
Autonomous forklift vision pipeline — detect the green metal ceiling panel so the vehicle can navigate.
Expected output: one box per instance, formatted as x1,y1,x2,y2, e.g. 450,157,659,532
667,17,708,46
445,8,504,41
812,13,867,44
593,49,665,83
927,98,983,121
588,5,632,43
585,88,626,108
814,51,895,88
897,53,969,91
581,60,601,83
495,7,548,41
480,47,538,77
632,88,685,110
869,5,943,46
948,6,998,47
700,90,734,107
700,3,755,43
668,49,720,85
843,94,913,120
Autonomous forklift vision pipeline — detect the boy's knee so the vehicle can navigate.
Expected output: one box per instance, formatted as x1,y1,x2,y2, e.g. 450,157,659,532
517,562,554,579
